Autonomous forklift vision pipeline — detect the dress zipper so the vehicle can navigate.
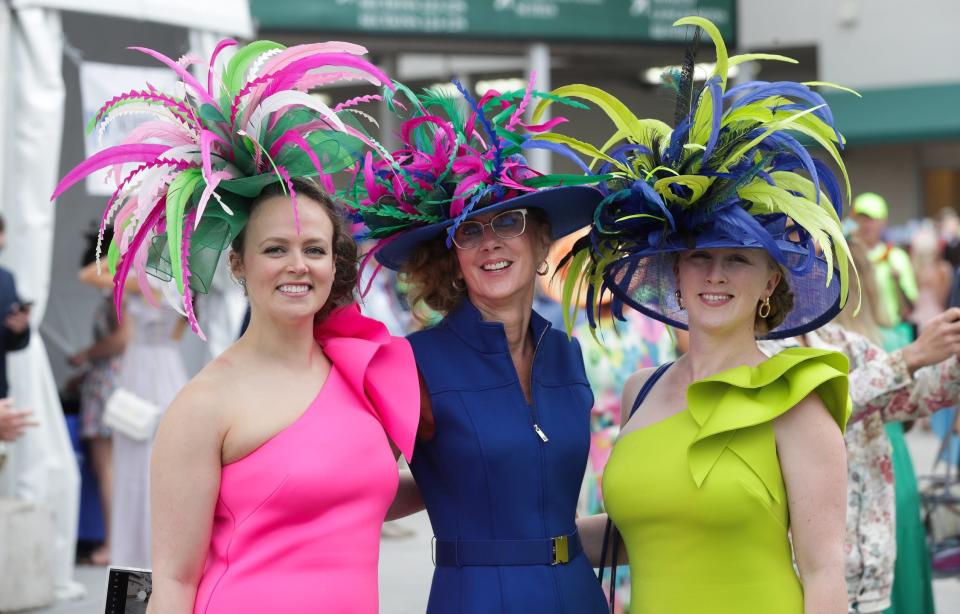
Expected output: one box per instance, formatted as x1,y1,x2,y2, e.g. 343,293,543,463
530,326,549,443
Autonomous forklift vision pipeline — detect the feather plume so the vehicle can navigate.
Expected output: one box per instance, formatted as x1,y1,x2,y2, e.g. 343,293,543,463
538,16,858,336
53,39,392,335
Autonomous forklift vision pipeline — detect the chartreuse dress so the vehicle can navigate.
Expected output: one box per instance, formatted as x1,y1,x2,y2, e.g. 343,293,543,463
603,347,851,614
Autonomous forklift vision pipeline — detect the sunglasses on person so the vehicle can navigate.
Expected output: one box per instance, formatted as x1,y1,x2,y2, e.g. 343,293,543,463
451,209,528,250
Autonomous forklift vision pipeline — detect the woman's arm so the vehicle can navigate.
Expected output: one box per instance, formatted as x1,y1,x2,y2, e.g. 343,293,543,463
775,393,847,614
578,367,654,567
69,308,131,366
828,312,960,425
147,384,225,614
386,470,424,520
386,373,431,520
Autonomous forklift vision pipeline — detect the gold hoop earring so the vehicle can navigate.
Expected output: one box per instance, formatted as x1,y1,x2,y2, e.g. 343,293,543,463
536,260,549,276
758,297,771,319
452,278,466,291
675,289,684,310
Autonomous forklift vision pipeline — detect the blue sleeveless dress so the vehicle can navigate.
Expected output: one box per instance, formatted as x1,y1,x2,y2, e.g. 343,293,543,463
408,300,607,614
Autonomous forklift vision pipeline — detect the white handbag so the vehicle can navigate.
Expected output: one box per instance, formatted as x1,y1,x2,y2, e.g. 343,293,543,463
104,389,162,441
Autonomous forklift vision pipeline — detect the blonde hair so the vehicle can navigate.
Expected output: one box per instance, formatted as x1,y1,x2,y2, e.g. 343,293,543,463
833,237,888,345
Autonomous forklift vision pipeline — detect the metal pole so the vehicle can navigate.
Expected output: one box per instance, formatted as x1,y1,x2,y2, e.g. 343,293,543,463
378,53,398,151
526,42,551,173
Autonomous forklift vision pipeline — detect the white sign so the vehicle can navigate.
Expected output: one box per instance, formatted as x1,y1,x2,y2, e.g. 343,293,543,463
78,61,177,196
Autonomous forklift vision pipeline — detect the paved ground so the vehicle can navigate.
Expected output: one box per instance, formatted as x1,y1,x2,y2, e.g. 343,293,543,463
21,429,960,613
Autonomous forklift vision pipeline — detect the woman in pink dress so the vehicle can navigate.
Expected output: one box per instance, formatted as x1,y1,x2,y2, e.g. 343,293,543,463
51,39,417,613
150,181,418,613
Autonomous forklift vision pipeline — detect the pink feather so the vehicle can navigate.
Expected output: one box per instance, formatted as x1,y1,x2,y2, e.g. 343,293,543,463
194,170,233,228
268,130,325,176
277,166,300,234
333,94,383,112
506,72,535,129
180,211,206,340
207,39,238,96
129,46,216,107
52,144,171,199
121,120,195,147
113,199,165,318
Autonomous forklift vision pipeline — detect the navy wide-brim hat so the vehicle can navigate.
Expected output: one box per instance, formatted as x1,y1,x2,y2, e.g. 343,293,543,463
602,237,842,340
374,185,603,271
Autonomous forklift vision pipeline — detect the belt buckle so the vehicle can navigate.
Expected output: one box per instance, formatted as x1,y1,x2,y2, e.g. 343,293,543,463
551,535,569,565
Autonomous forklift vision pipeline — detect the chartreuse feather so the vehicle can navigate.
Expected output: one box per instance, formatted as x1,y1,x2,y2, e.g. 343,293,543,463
531,133,630,174
803,82,862,98
674,16,728,148
653,175,714,205
561,249,590,335
738,179,853,305
532,84,645,144
107,237,121,276
728,53,798,67
164,169,204,293
222,40,283,101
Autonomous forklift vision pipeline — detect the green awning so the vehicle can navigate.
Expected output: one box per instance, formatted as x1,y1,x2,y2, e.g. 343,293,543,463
249,0,736,43
825,83,960,145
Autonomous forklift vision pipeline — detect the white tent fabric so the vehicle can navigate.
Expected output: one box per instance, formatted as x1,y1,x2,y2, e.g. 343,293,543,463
0,6,84,600
11,0,253,37
0,1,253,602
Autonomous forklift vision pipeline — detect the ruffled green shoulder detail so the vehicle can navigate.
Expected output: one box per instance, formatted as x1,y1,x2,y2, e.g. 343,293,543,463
686,347,850,499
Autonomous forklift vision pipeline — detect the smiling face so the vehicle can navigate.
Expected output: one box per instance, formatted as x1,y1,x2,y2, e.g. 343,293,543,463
675,247,782,336
454,208,550,311
231,194,337,324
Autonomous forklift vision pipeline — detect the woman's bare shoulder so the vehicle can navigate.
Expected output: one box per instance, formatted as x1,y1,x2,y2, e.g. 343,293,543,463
619,366,660,428
163,352,246,427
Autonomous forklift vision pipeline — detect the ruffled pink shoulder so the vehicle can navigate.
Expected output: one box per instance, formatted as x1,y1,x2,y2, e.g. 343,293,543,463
314,304,419,461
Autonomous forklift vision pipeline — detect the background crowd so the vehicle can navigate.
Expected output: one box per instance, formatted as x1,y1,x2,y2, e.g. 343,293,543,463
2,1,960,613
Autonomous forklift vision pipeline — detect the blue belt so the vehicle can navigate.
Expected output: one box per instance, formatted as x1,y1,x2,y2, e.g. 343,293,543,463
433,531,582,567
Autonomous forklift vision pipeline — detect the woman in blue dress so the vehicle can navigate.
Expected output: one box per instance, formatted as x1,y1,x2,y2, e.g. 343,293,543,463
350,83,607,613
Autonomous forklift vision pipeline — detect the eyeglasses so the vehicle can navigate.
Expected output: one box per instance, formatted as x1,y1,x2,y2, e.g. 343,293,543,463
451,209,528,249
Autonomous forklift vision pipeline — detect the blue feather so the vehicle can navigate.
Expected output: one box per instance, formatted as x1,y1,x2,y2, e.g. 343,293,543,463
452,79,504,180
759,132,821,204
725,81,839,141
444,184,494,248
520,138,592,174
663,116,692,165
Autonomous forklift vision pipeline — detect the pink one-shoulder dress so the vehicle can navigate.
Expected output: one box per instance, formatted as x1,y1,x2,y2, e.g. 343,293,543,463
192,305,419,614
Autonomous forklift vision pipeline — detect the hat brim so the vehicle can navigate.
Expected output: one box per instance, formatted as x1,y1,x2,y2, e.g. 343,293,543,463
602,240,843,340
374,186,602,271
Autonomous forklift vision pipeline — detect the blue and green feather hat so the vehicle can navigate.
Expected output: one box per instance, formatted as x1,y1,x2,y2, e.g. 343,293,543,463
536,16,859,339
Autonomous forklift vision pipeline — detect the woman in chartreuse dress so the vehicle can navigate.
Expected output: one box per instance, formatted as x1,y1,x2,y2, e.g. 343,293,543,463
546,16,857,614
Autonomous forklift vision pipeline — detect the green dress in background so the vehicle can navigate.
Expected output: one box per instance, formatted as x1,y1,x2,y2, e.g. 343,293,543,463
879,314,936,614
884,420,937,614
603,348,850,613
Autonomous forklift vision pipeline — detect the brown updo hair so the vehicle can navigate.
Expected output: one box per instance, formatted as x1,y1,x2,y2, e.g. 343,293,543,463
754,259,794,336
401,207,552,322
230,178,359,320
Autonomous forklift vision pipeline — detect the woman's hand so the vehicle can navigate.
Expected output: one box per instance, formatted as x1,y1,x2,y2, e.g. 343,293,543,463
0,400,36,442
901,307,960,374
